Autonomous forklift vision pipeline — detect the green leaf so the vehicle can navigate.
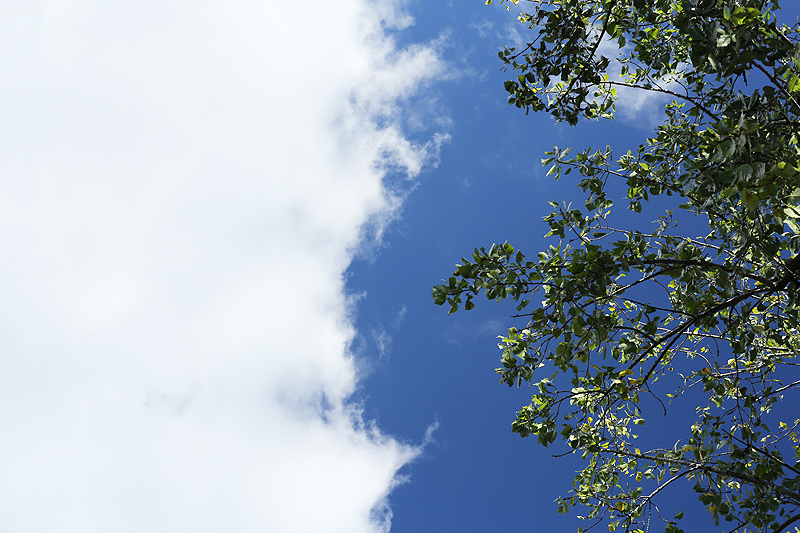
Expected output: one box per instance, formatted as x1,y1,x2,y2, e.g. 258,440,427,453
742,189,759,211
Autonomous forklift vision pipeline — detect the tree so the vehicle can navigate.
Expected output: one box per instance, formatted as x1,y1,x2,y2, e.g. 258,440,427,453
433,0,800,531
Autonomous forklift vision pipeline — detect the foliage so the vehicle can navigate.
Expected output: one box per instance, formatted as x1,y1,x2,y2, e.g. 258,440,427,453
433,0,800,531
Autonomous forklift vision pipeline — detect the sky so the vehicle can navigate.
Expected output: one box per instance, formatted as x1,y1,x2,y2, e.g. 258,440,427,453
1,1,787,532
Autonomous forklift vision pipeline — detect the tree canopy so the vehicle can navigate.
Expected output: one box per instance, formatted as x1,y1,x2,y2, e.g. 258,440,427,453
433,0,800,531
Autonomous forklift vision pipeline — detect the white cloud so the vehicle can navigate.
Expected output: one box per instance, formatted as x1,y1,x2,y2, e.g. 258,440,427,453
0,1,446,531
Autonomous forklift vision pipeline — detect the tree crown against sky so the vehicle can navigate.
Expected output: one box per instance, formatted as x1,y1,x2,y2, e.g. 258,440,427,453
435,0,800,531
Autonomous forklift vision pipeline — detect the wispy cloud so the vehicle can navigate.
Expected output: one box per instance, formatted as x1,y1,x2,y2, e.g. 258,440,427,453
0,1,447,531
364,305,408,361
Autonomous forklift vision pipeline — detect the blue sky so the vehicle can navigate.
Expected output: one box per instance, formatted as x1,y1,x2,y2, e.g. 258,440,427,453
3,1,791,532
348,2,672,532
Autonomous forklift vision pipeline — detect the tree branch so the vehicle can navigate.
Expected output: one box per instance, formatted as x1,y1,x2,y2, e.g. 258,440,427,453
754,62,800,114
603,448,800,504
602,80,720,121
636,286,772,382
774,512,800,532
